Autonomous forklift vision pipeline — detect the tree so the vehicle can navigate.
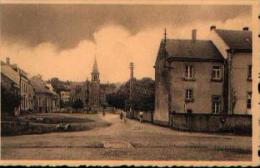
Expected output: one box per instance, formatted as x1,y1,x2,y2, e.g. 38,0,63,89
49,77,69,93
72,99,84,112
106,92,126,109
106,77,155,112
1,87,21,115
132,78,155,111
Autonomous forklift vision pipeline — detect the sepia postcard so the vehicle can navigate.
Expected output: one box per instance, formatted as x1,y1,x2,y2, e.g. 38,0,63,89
0,0,259,167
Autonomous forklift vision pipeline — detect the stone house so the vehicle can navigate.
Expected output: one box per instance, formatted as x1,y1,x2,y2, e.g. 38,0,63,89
154,27,252,125
154,30,224,124
210,26,252,115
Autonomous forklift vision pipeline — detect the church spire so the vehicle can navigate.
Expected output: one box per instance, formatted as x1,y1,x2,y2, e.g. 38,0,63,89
92,56,99,74
91,56,100,82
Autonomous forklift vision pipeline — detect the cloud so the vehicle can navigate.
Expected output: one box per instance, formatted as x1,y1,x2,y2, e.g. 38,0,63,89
1,4,251,50
0,4,252,83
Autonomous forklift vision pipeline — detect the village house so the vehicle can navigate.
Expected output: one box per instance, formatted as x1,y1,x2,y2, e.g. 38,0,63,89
46,83,60,112
1,58,35,114
30,75,59,113
154,27,252,125
60,90,71,103
210,26,252,115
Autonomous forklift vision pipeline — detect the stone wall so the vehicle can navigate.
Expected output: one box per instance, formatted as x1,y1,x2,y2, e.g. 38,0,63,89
169,113,251,134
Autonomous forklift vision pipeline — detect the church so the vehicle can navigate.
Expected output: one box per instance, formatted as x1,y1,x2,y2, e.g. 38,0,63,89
70,58,102,110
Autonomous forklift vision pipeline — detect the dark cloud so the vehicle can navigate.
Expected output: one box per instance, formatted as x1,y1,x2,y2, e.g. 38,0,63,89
1,4,251,50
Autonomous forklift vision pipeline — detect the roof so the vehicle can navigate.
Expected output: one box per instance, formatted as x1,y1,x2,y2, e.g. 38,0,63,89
162,39,224,62
30,77,54,95
215,29,252,52
46,83,59,96
1,61,20,86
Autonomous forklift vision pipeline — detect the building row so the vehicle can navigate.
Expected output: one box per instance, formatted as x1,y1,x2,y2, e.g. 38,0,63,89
1,58,59,116
154,26,252,124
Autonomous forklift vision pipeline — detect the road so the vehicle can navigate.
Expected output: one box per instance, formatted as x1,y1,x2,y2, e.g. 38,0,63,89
1,113,252,160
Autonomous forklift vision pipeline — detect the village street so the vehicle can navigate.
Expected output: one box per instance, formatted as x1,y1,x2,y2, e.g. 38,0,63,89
1,112,251,161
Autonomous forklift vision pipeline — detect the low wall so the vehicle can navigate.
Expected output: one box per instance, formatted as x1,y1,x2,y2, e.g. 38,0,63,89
170,113,252,135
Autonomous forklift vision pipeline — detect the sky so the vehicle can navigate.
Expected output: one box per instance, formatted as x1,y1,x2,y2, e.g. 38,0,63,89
0,4,252,83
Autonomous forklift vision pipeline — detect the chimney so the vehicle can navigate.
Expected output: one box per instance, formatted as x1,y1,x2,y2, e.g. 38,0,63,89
243,27,249,31
6,57,10,65
210,25,216,31
192,29,196,42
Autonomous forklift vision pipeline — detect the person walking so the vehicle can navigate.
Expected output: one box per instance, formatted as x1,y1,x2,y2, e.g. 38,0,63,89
139,111,144,123
120,111,123,122
102,107,106,117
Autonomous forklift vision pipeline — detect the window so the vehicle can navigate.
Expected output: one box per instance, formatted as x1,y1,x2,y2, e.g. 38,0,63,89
185,89,193,101
212,66,222,80
247,92,252,109
248,65,252,80
185,65,194,79
212,96,221,114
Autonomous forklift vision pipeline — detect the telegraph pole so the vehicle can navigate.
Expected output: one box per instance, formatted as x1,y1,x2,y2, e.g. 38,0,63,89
129,62,134,118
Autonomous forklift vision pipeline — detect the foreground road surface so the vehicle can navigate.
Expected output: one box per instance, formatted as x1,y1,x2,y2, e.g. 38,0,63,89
1,113,251,160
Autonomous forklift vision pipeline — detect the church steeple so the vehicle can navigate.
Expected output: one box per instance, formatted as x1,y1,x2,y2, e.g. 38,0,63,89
91,57,100,82
92,57,99,74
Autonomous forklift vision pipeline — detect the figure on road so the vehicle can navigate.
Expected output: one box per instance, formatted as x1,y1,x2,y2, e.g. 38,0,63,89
123,112,126,123
120,111,123,121
139,111,144,123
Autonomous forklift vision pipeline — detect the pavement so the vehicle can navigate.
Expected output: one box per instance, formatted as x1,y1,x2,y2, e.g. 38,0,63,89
1,113,252,161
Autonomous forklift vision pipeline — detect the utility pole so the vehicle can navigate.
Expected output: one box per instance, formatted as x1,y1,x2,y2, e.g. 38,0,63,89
129,62,134,118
